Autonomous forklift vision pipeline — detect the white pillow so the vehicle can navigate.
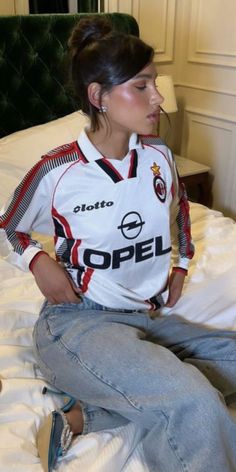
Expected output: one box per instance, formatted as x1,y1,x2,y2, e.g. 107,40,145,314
0,111,88,205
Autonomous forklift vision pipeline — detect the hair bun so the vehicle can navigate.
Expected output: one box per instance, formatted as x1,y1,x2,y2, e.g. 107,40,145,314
68,16,112,57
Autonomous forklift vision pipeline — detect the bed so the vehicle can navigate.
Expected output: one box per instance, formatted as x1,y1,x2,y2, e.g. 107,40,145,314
0,12,236,472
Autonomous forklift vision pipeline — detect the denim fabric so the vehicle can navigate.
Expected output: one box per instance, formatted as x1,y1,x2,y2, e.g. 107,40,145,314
33,297,236,472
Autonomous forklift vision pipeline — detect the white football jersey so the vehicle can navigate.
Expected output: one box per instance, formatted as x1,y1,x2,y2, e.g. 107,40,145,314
0,129,194,311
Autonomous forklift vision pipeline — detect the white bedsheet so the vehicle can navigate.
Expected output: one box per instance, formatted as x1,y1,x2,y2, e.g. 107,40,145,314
0,202,236,471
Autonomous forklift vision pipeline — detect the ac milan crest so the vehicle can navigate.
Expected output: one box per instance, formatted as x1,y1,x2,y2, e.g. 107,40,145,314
153,176,167,202
151,162,166,203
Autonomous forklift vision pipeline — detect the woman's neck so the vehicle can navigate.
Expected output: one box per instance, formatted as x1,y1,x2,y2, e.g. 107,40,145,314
87,127,132,161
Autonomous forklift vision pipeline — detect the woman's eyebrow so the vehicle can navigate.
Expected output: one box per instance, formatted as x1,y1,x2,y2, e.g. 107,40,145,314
132,73,157,80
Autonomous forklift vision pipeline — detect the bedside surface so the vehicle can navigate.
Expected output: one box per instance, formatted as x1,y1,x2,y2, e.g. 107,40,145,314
174,155,212,207
174,155,210,178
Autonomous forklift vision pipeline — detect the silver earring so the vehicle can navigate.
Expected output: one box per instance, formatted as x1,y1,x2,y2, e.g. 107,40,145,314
99,105,107,113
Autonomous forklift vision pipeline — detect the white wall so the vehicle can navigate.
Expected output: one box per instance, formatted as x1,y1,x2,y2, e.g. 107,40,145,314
105,0,236,218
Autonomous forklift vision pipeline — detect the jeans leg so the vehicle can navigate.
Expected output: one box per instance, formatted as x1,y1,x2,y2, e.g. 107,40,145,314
33,304,129,434
147,314,236,402
34,305,236,472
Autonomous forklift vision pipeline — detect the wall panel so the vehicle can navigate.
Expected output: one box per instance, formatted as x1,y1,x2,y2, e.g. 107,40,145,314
188,0,236,67
136,0,176,63
182,108,236,216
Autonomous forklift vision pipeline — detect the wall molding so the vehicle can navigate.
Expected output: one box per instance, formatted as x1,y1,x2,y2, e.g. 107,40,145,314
184,106,236,125
14,0,29,14
175,82,236,98
141,0,176,63
188,53,236,69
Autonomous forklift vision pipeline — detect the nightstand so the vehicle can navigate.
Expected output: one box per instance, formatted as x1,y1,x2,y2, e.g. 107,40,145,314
174,155,212,207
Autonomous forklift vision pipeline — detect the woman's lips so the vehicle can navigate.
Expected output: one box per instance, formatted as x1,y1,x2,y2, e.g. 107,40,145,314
147,111,159,123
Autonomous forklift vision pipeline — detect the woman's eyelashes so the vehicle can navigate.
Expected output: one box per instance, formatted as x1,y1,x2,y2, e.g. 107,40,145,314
135,84,147,90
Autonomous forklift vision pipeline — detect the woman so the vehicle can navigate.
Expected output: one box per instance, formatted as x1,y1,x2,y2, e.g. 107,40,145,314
1,15,236,472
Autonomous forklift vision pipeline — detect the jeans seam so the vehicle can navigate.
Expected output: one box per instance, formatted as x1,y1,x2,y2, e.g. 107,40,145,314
159,410,189,472
33,334,57,385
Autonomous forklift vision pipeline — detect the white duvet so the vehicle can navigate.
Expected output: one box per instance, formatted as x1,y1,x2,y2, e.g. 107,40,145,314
0,202,236,472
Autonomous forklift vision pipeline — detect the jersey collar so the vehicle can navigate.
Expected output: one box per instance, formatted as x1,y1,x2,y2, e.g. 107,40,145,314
77,127,143,163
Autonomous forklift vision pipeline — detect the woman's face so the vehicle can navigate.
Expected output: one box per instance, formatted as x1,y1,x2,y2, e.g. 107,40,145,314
102,63,164,136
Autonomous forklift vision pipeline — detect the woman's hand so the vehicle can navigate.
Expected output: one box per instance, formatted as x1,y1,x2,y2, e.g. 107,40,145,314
165,270,186,307
31,253,82,304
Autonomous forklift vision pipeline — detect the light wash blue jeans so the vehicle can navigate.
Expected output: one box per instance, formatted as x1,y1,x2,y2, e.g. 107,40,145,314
33,296,236,472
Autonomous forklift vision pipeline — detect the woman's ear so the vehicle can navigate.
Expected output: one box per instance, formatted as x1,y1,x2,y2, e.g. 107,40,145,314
87,82,102,109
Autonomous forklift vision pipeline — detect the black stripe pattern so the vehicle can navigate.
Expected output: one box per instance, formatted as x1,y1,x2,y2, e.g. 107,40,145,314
0,144,80,255
96,159,123,183
129,149,138,178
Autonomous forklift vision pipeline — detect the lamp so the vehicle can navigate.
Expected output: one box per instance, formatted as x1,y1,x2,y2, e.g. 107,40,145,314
155,75,177,135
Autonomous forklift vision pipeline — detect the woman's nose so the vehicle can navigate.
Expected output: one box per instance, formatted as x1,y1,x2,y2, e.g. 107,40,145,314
150,88,164,106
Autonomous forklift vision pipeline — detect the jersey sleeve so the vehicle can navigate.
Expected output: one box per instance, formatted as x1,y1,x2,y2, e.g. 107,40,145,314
168,148,195,271
0,158,55,272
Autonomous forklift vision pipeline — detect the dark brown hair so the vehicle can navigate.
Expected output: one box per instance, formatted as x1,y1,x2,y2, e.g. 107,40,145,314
68,16,154,131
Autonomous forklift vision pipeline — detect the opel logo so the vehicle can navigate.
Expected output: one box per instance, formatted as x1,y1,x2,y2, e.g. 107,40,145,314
117,212,145,239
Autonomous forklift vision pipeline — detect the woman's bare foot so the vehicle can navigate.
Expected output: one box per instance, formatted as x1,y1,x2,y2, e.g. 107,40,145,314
65,401,84,435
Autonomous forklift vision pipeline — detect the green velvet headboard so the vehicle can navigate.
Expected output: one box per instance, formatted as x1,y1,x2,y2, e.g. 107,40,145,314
0,13,139,138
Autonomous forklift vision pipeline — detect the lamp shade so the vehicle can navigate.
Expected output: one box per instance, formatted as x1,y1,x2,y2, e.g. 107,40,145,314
156,75,178,113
